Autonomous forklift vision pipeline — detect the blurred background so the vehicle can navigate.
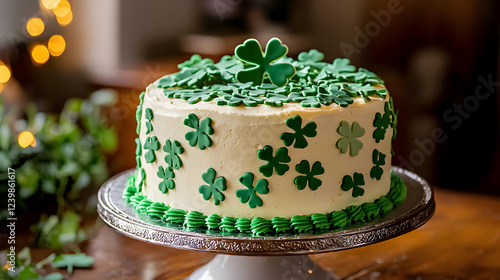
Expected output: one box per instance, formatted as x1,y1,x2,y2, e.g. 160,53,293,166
0,0,499,274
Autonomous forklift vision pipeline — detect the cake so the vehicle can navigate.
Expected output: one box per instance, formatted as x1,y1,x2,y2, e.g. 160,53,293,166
123,38,406,235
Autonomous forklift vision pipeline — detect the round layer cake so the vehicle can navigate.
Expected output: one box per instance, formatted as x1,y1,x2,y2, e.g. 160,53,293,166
125,38,404,234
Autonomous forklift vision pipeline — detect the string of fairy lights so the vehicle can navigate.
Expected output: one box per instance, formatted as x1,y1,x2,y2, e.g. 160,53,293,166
0,0,73,96
1,0,73,148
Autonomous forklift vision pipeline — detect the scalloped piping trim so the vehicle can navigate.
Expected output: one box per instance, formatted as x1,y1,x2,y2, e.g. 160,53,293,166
122,172,406,236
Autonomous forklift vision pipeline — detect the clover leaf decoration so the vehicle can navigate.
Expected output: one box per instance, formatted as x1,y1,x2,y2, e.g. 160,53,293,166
317,84,354,107
143,136,161,163
298,49,325,63
264,93,290,107
341,172,365,197
323,58,356,74
209,55,243,82
281,115,317,149
257,146,291,177
216,92,264,107
372,102,392,143
236,172,269,208
178,54,214,69
235,38,296,86
163,139,184,169
184,113,214,150
157,166,175,194
294,160,325,191
180,89,217,104
336,121,365,156
144,108,154,134
370,149,386,180
51,253,94,274
198,168,227,206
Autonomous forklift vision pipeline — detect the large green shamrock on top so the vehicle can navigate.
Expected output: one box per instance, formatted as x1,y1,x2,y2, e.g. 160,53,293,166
184,113,214,150
198,168,227,206
236,172,269,209
336,121,365,156
235,38,295,86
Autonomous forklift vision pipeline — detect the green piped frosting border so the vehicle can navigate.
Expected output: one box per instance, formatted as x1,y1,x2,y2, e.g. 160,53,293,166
123,171,406,236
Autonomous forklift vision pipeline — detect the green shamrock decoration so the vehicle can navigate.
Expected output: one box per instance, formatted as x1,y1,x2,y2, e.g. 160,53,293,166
163,139,184,169
372,102,392,143
323,58,356,74
180,90,217,104
294,160,325,191
51,253,94,274
341,172,365,197
178,54,214,69
317,84,354,107
336,121,365,156
144,108,154,134
198,168,227,206
210,55,244,81
257,146,291,177
281,115,317,148
184,113,214,150
216,92,264,107
143,136,161,163
370,149,386,180
235,38,295,86
157,166,175,194
236,172,269,208
298,49,325,63
264,93,290,107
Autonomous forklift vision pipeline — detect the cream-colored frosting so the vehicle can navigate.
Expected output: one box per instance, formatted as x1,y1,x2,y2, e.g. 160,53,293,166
138,83,392,219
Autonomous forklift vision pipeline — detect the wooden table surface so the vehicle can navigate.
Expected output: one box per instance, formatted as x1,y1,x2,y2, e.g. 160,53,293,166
49,187,500,279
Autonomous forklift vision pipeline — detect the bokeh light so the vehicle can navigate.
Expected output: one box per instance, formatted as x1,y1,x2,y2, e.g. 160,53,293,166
31,44,50,65
26,17,45,37
0,61,11,84
41,0,61,9
56,10,73,26
53,0,71,17
18,131,37,148
48,35,66,56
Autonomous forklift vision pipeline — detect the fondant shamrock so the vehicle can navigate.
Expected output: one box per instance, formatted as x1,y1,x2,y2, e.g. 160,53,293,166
235,38,295,86
341,172,365,197
370,149,386,180
157,166,175,194
180,90,217,104
198,168,227,206
294,160,325,191
177,54,214,69
184,113,214,150
143,136,161,163
216,92,264,107
209,55,243,81
317,84,354,107
323,58,356,74
298,49,324,63
336,121,365,156
145,108,153,134
281,115,317,149
372,103,391,143
264,93,290,107
257,146,291,177
163,140,184,169
236,172,269,209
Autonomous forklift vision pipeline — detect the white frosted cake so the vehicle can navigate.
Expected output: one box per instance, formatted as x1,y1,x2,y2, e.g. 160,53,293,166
123,38,405,235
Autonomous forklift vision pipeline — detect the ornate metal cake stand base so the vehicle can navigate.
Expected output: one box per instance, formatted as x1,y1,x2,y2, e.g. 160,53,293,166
98,167,434,280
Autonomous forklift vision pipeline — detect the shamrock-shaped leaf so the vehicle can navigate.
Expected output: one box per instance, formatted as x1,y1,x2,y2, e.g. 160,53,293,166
298,49,324,63
372,102,392,143
157,166,175,194
184,113,214,150
209,55,243,81
341,172,365,197
370,149,386,180
178,54,214,69
236,172,269,208
324,58,356,74
51,253,94,274
317,84,353,107
144,108,154,134
235,38,296,86
143,136,161,163
257,146,291,177
216,92,264,107
281,115,317,149
180,89,217,104
163,140,184,169
264,93,290,107
294,160,325,191
336,121,365,156
198,168,227,205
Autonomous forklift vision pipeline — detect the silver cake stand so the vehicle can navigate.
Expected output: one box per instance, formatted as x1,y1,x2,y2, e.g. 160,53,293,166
97,167,434,280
